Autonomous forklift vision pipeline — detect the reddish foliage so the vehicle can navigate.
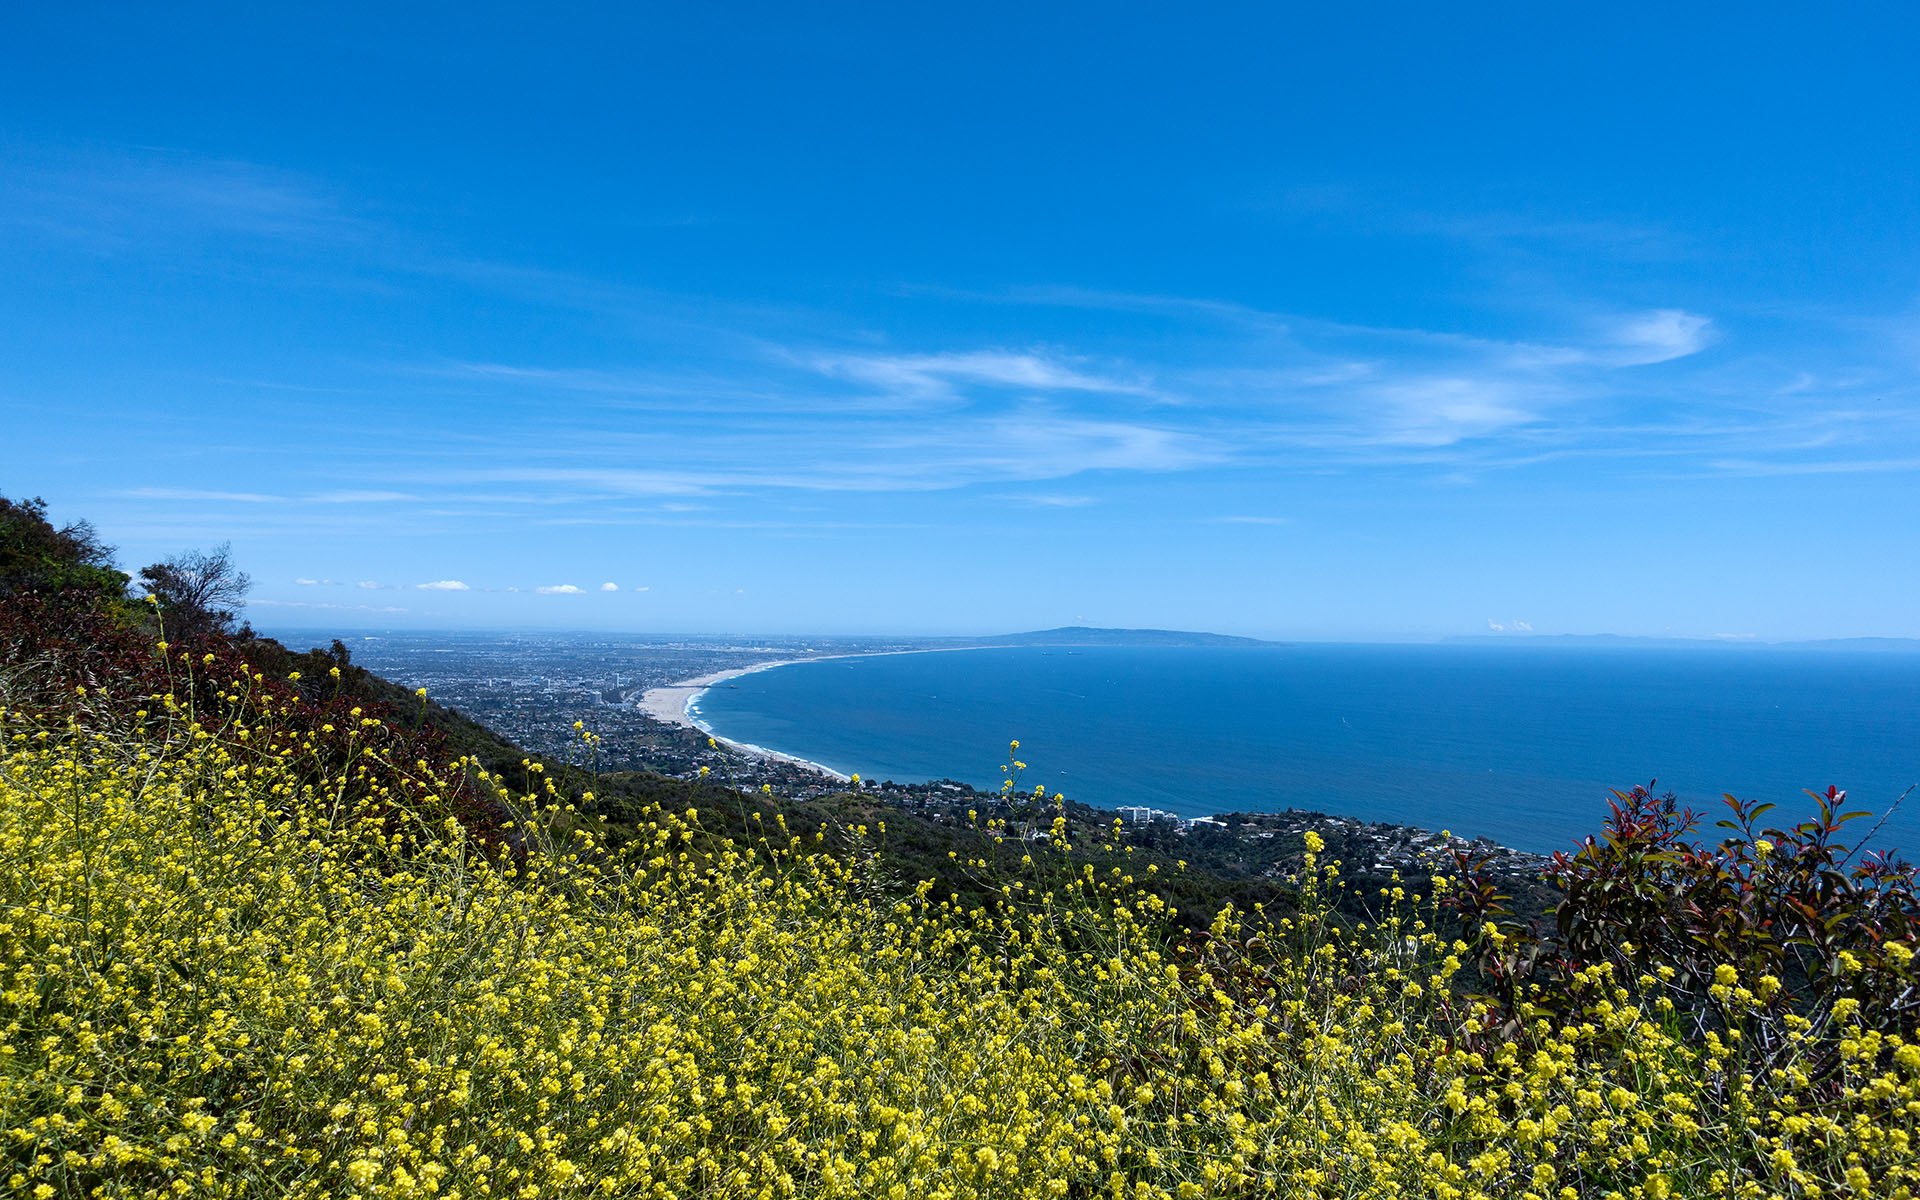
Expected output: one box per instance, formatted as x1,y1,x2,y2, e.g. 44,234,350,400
1451,779,1920,1038
0,581,507,849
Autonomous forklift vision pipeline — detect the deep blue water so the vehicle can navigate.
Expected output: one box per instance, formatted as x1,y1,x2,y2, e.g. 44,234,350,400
689,645,1920,856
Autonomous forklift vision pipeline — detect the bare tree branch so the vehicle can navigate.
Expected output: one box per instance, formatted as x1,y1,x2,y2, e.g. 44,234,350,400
139,542,252,641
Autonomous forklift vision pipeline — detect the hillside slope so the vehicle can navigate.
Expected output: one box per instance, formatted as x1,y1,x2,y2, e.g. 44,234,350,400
5,496,1919,1198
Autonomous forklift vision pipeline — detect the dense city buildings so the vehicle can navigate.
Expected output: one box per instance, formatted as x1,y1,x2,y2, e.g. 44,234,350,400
273,630,931,792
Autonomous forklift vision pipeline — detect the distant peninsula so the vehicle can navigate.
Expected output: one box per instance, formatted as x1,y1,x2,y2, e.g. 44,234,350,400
963,626,1277,648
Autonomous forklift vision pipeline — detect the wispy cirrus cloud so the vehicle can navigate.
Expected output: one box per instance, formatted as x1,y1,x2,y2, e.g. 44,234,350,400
450,467,718,497
998,493,1095,507
808,349,1158,404
4,147,363,254
56,152,1915,544
329,287,1901,520
28,147,1918,539
97,283,1911,541
968,291,1905,476
418,409,1219,499
316,490,420,504
1233,183,1684,261
1602,310,1714,366
1363,377,1545,447
118,487,426,506
122,487,281,503
1706,456,1920,477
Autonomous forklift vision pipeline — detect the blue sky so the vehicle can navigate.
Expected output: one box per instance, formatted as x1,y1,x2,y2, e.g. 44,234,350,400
4,3,1917,639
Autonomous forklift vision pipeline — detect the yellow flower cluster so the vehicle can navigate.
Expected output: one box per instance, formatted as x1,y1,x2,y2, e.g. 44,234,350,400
3,691,1919,1198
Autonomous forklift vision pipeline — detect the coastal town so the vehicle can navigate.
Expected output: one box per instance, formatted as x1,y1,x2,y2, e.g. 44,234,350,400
320,630,922,788
323,630,1557,892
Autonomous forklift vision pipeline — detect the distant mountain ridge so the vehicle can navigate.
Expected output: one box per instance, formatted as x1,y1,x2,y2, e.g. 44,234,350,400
968,626,1275,648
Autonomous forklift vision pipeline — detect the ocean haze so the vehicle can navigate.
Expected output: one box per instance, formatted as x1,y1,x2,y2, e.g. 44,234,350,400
690,644,1920,855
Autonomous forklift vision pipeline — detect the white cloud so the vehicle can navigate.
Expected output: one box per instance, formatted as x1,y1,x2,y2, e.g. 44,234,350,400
457,467,715,497
632,585,650,592
315,490,419,504
293,577,321,586
535,584,584,595
345,287,1906,510
356,580,388,590
122,487,281,503
1606,310,1712,366
416,580,470,591
969,414,1220,476
812,349,1156,404
1487,619,1535,633
599,581,619,592
1365,377,1542,447
441,412,1217,497
999,493,1094,507
1708,456,1920,477
8,150,361,252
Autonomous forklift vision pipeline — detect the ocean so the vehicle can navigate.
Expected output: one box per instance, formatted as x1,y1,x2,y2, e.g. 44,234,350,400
688,644,1920,856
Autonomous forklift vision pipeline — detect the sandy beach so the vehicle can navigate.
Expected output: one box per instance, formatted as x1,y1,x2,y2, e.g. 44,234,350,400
636,660,814,729
637,646,998,783
638,658,853,780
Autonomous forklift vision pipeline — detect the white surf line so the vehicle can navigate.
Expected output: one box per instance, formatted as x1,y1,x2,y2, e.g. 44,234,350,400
637,646,998,783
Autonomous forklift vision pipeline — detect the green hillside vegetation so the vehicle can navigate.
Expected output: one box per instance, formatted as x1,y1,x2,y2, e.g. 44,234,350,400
5,495,1920,1198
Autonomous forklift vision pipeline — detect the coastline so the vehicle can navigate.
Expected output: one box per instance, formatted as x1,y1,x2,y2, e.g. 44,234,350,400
639,657,855,781
637,646,994,783
636,659,815,729
647,648,1561,863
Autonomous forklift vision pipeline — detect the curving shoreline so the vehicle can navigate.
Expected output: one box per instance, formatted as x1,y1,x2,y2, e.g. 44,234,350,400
637,647,994,783
638,658,853,781
636,659,813,730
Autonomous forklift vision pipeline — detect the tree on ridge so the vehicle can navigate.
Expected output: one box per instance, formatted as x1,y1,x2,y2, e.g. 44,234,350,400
140,542,253,642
